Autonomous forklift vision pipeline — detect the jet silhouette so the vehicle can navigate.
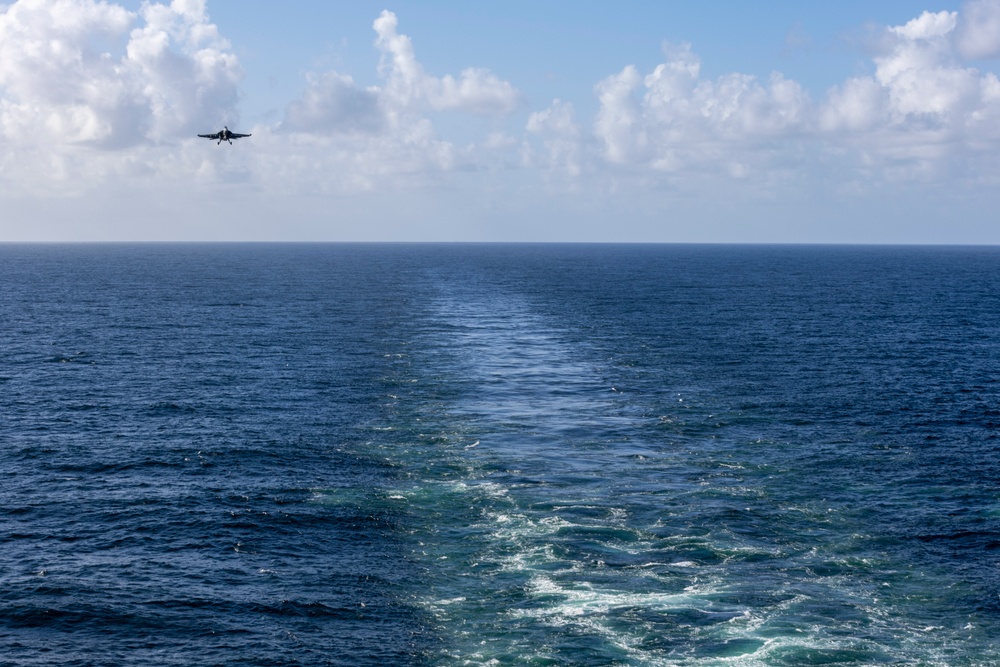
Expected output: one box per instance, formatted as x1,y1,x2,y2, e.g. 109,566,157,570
198,126,251,145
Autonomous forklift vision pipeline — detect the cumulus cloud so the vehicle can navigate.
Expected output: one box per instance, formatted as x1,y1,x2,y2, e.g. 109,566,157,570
0,0,135,145
524,99,582,177
3,0,1000,221
817,6,1000,183
124,0,242,139
273,10,524,191
581,4,1000,190
0,0,242,149
372,10,520,115
874,11,978,118
282,72,383,134
282,10,521,137
956,0,1000,59
592,41,810,176
818,77,886,132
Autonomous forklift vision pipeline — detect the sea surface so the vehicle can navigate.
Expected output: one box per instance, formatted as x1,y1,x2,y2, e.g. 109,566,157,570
1,243,999,666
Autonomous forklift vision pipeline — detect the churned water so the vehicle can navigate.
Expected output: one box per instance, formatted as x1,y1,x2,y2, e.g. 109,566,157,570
1,243,999,666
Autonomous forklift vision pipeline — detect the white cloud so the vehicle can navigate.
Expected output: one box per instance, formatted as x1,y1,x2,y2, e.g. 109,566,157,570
814,6,1000,185
282,72,383,134
0,0,241,151
956,0,1000,59
819,77,886,132
124,0,242,140
0,2,526,202
593,65,645,165
0,0,135,145
822,14,979,136
372,10,520,116
524,99,582,177
281,10,520,137
581,7,1000,193
270,10,524,192
592,41,810,177
2,1,1000,241
873,10,978,119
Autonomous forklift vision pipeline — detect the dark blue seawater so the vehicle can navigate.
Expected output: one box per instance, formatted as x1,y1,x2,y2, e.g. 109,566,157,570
2,243,999,666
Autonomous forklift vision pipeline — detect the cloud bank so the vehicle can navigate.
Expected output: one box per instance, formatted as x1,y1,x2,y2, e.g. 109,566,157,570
2,0,1000,240
580,8,1000,193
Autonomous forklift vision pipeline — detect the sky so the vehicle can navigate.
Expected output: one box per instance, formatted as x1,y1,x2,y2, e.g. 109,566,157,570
2,0,1000,243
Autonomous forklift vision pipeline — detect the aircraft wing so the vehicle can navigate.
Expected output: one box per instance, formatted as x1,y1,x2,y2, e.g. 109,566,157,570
230,133,251,139
198,132,221,139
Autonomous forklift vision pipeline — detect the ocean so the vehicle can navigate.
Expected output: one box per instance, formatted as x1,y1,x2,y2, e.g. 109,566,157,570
1,243,998,666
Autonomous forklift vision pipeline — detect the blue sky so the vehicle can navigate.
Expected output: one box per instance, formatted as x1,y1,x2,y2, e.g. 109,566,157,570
2,0,999,243
212,2,963,117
